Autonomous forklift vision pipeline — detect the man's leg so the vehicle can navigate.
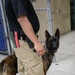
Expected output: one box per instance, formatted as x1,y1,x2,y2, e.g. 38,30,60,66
14,40,44,75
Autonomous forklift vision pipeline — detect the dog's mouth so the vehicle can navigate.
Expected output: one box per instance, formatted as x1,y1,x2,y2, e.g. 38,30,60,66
51,50,57,53
54,50,57,52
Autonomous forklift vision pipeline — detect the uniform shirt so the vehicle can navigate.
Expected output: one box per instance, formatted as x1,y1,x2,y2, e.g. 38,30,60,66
5,0,40,34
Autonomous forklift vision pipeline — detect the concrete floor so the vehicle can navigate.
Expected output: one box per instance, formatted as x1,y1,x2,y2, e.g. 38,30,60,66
47,30,75,75
0,30,75,75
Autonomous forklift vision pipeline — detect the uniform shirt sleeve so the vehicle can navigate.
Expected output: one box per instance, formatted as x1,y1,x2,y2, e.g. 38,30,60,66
11,0,27,19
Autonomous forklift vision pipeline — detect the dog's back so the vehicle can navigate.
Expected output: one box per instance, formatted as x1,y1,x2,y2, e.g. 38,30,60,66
0,53,17,75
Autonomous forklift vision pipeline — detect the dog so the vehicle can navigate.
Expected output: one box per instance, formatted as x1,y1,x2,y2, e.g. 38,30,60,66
0,28,60,75
42,28,60,75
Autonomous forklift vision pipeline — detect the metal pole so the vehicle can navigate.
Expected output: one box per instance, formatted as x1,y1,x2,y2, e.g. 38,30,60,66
47,0,53,35
0,0,12,55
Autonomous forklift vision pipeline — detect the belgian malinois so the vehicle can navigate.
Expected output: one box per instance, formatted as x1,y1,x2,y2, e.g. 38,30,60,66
43,28,60,75
0,28,60,75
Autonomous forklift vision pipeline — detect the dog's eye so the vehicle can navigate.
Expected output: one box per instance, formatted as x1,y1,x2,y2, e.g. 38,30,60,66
49,40,53,44
51,39,54,42
53,38,58,42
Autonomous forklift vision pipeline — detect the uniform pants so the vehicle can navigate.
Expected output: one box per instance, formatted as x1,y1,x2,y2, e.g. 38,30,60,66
14,40,44,75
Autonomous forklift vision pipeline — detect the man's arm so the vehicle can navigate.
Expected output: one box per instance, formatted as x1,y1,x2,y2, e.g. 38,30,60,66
17,15,45,56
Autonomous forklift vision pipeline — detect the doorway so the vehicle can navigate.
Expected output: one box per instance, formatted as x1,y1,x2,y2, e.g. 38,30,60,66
70,0,75,30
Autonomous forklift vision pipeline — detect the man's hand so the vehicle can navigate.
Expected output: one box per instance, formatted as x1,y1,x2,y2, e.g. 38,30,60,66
34,42,45,56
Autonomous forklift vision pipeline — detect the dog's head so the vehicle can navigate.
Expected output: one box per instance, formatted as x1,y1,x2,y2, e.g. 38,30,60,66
45,28,60,53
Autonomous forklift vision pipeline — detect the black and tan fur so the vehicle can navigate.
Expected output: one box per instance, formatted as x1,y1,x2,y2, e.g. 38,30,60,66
0,53,17,75
42,28,60,75
0,28,60,75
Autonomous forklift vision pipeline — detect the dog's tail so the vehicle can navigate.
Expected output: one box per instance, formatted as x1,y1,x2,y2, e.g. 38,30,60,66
0,60,4,72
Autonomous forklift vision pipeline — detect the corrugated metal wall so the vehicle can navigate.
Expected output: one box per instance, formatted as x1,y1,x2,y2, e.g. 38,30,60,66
0,7,7,52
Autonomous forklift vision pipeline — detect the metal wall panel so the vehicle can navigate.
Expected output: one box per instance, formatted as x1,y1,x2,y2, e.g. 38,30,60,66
0,7,7,52
0,0,12,55
51,0,71,34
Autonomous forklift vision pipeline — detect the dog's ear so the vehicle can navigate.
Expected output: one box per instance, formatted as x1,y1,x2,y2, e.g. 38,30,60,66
55,28,60,39
45,30,51,39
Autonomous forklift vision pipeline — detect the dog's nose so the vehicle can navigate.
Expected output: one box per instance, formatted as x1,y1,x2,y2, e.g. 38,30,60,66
54,50,57,52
